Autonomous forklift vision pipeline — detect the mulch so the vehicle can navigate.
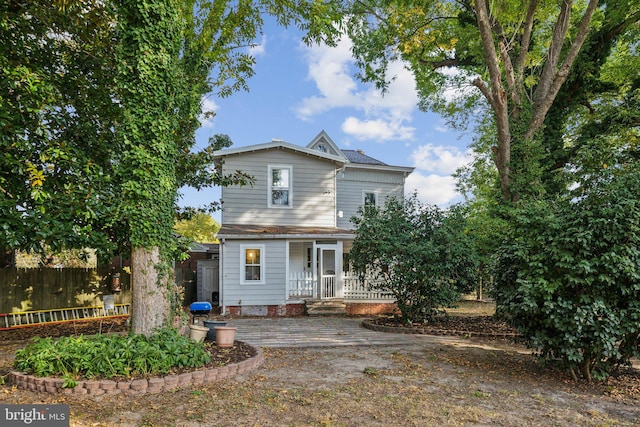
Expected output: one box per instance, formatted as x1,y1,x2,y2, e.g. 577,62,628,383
366,314,520,339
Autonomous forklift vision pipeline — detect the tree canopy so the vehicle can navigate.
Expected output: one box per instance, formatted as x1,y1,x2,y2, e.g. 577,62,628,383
174,212,220,244
1,0,310,333
305,0,639,202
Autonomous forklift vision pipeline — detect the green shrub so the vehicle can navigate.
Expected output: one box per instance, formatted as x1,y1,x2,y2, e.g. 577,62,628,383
13,328,210,383
351,195,479,324
494,166,640,381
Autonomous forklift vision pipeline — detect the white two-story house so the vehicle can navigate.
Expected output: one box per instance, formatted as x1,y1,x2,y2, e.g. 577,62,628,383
212,131,414,316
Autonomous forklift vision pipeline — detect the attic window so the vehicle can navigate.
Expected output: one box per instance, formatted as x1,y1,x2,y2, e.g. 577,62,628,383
316,144,328,153
268,165,292,208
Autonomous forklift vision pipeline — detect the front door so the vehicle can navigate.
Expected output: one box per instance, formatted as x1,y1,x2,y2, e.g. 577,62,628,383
316,243,341,299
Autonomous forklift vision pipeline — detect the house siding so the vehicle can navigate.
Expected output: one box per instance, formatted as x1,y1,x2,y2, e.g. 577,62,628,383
220,149,338,227
221,240,287,306
336,169,405,229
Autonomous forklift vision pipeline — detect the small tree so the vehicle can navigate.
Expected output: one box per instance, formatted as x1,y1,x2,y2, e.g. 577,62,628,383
174,212,220,244
350,195,478,324
494,163,640,381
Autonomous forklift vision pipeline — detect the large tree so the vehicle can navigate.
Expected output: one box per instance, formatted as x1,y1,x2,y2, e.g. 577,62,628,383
304,0,640,202
1,0,279,334
1,0,331,335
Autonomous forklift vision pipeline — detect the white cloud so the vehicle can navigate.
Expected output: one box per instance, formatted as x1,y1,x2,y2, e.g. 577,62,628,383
249,35,267,57
402,143,474,207
341,117,415,141
410,144,473,175
405,173,461,207
296,37,418,142
199,97,219,128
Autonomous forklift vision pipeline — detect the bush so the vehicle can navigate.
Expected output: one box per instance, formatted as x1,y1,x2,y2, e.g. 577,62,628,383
494,167,640,381
350,195,479,324
13,328,211,384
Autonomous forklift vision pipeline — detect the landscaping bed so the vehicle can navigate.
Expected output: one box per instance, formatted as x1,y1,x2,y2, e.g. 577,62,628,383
366,314,519,338
0,318,256,383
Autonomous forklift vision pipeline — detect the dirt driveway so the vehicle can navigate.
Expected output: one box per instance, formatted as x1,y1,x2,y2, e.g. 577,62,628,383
2,314,640,426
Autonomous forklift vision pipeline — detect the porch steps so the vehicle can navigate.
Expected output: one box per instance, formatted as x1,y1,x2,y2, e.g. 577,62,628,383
305,299,347,316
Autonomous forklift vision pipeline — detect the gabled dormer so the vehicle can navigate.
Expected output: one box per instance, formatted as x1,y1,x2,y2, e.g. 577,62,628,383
306,130,345,158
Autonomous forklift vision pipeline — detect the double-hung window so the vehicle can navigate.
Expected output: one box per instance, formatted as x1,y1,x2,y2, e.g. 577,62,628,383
363,191,377,207
242,245,264,284
268,165,292,208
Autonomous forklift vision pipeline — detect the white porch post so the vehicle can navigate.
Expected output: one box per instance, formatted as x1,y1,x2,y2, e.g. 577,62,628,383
312,241,318,299
336,241,343,298
285,240,290,301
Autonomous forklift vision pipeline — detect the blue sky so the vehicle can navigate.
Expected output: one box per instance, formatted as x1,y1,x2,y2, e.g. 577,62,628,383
178,19,475,220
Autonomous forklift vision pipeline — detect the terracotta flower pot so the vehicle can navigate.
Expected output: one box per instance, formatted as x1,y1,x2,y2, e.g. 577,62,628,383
214,326,237,347
202,320,227,341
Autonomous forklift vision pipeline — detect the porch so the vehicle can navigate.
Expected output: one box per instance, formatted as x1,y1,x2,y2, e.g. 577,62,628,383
287,271,394,302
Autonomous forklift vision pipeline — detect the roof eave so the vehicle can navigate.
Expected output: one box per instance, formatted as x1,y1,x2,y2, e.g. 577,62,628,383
213,141,346,164
218,233,355,240
346,163,415,174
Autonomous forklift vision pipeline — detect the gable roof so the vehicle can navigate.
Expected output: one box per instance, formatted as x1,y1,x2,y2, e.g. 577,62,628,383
213,139,346,165
306,130,344,158
307,131,413,174
214,131,414,175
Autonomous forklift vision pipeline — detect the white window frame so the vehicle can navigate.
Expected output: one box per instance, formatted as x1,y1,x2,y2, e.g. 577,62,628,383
240,244,265,285
363,191,378,207
268,164,293,208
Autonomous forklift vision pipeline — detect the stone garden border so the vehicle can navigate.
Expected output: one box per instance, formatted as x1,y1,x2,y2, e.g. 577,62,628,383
8,342,263,396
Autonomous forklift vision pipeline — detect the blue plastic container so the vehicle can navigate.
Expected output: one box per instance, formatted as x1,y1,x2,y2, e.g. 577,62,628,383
189,301,212,315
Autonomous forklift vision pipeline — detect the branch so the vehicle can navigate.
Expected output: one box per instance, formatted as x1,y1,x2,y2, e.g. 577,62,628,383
472,77,495,109
416,56,477,70
499,40,519,110
534,0,573,107
527,0,599,140
474,0,505,107
515,0,539,82
474,0,512,200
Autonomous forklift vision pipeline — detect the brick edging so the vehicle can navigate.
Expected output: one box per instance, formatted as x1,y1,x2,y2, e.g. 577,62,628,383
9,342,264,396
361,319,520,339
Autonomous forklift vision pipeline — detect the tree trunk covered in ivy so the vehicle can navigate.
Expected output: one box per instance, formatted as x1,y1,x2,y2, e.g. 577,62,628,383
130,246,171,334
115,0,182,335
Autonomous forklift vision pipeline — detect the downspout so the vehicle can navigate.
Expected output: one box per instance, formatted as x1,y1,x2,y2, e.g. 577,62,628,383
335,165,345,227
220,238,225,315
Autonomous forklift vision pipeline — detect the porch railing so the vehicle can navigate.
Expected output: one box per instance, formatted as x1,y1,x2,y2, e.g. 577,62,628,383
342,273,394,300
288,271,394,301
288,272,314,298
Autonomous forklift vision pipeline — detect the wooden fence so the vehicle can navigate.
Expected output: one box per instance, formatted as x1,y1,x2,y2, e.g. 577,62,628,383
0,267,194,314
